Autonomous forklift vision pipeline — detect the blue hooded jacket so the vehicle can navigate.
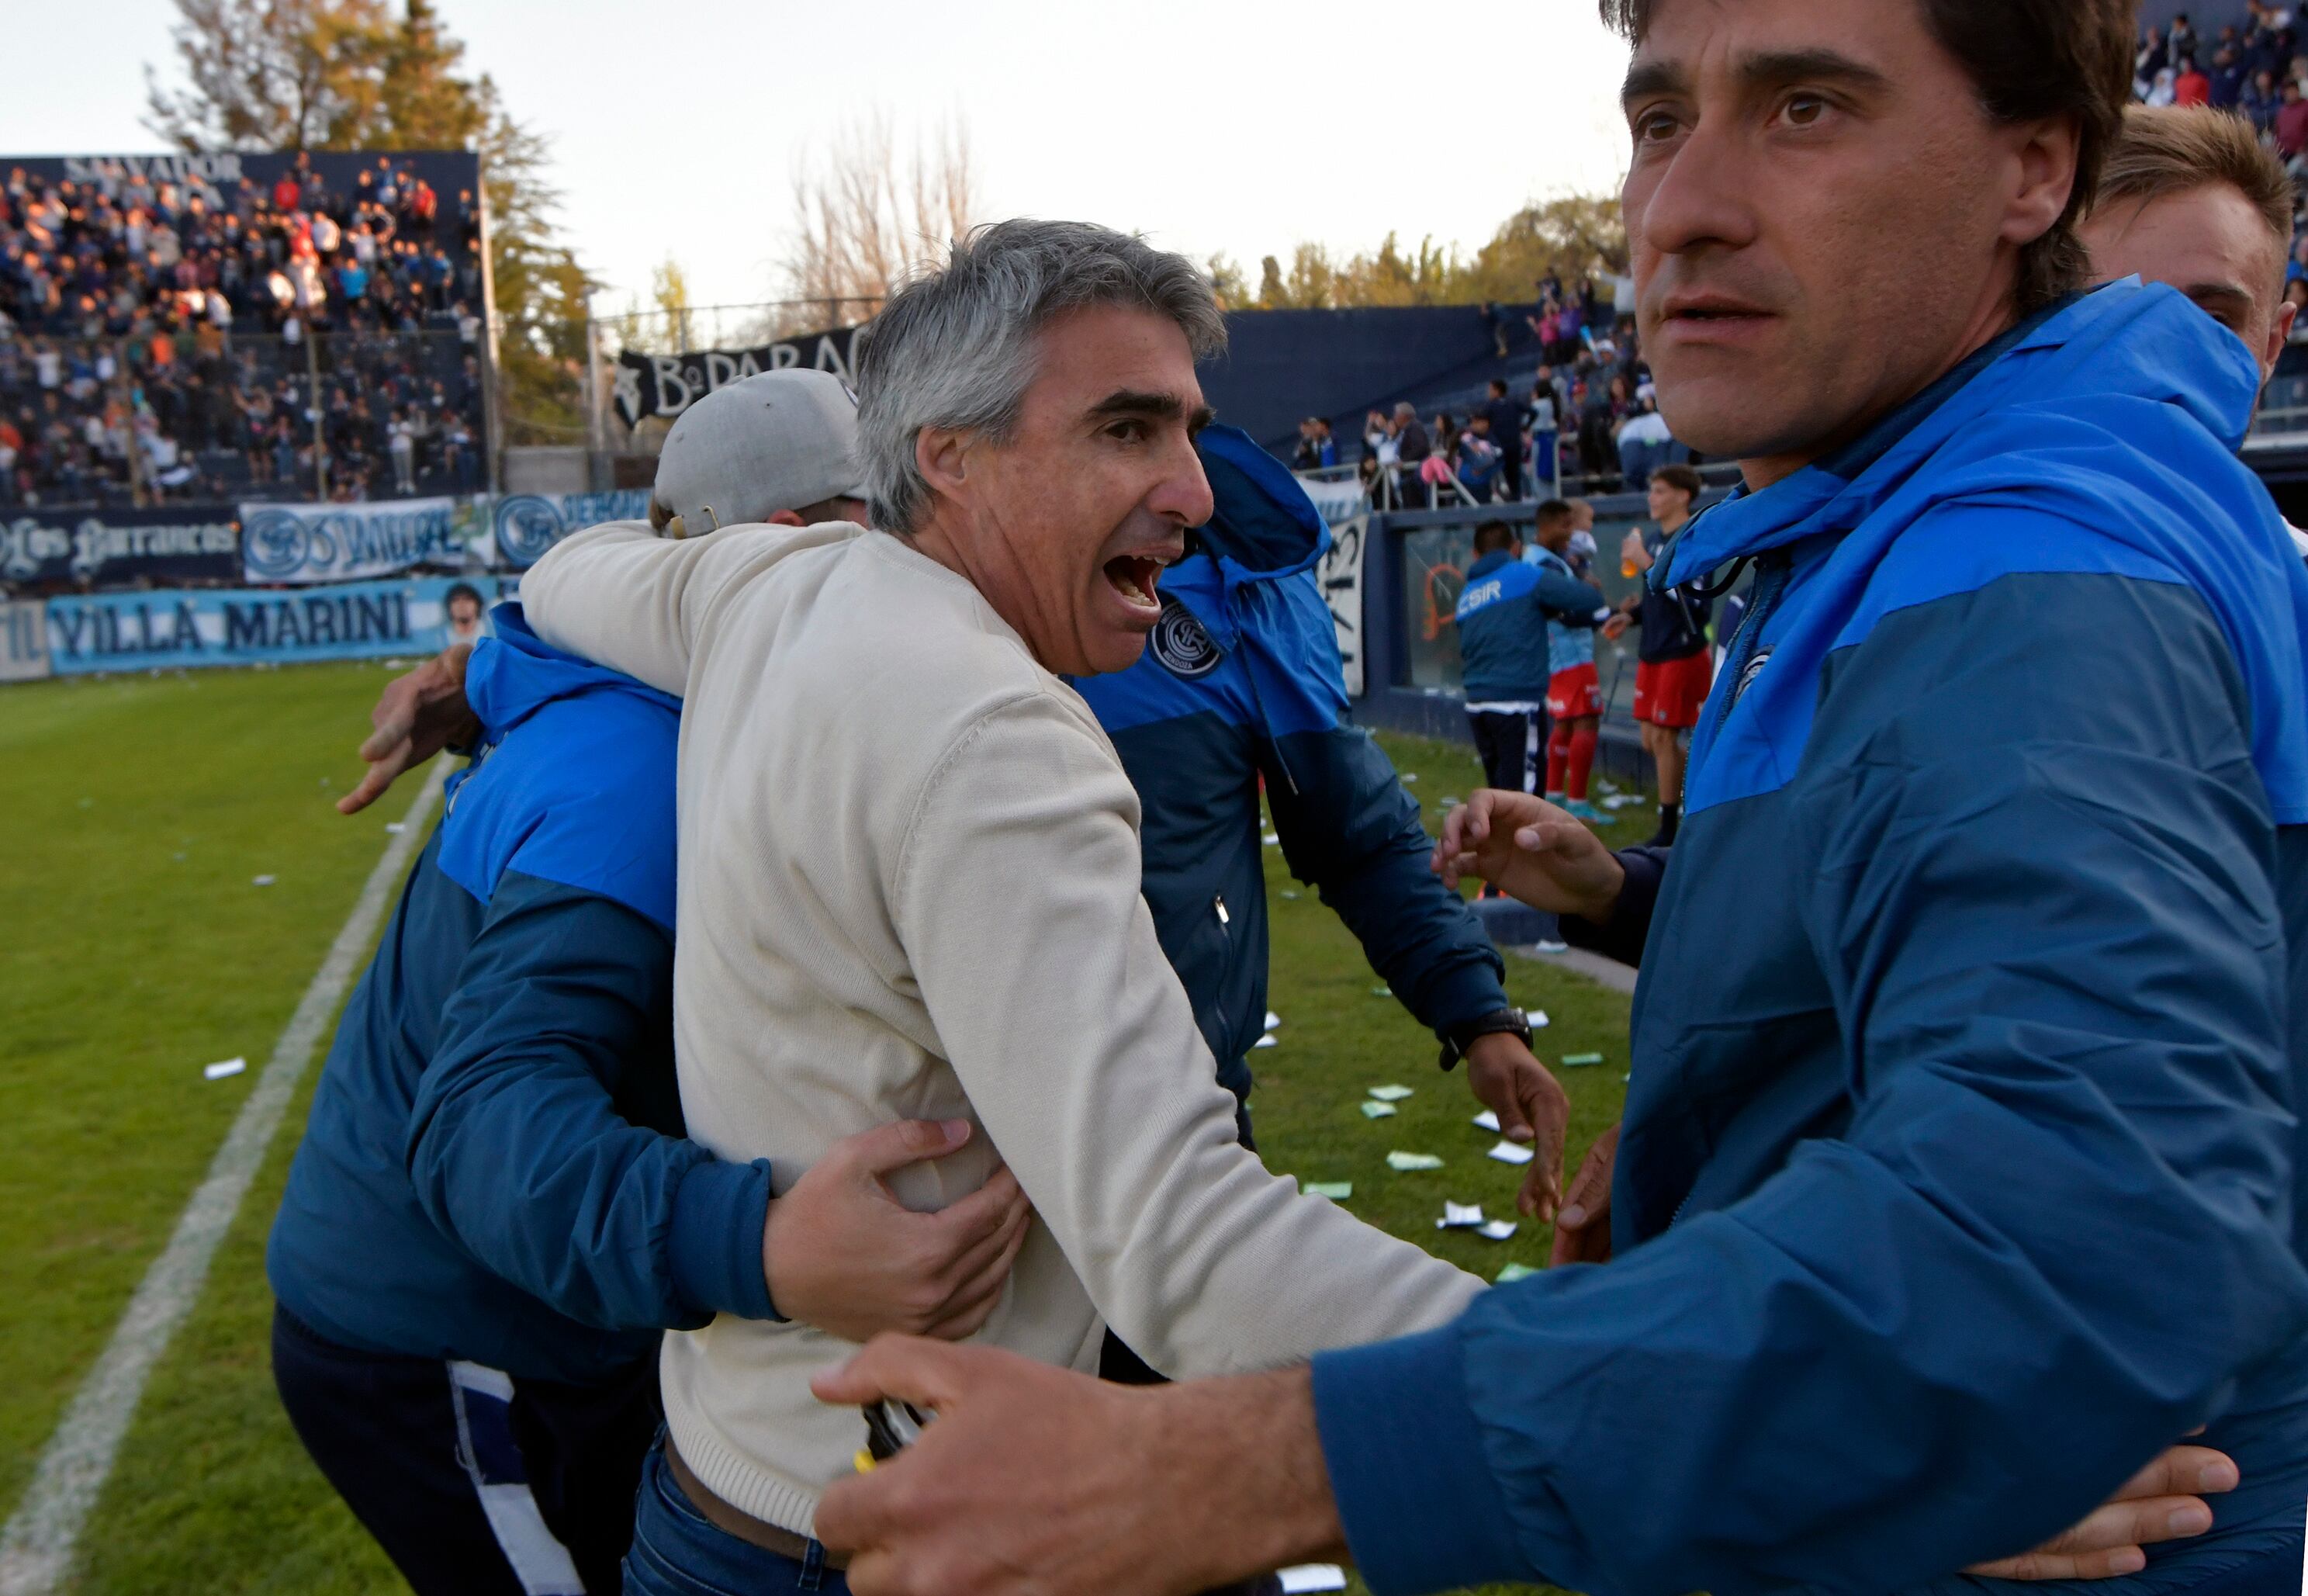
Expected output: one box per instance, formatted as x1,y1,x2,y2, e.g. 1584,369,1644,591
1308,283,2308,1595
1071,426,1512,1100
1453,547,1608,704
266,608,776,1383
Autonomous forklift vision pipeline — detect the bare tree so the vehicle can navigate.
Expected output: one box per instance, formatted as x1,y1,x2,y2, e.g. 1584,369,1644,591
774,111,978,334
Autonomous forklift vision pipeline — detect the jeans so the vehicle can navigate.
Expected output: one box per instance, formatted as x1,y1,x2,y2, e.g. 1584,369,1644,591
622,1442,848,1596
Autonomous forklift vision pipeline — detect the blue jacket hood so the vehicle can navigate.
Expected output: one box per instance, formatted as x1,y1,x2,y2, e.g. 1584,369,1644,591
1666,281,2308,826
1666,282,2262,583
1193,424,1328,583
465,602,678,737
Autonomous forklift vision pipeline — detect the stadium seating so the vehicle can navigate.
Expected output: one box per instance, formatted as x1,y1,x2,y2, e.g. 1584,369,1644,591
1,151,488,511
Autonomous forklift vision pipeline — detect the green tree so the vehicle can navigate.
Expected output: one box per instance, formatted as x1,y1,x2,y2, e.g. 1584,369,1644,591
476,80,596,445
1204,252,1251,310
144,0,389,151
1234,192,1629,314
372,0,488,151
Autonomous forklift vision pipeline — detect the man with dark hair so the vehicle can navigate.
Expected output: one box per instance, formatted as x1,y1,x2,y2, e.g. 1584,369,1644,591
442,580,489,646
806,3,2308,1593
1602,462,1709,845
1453,518,1609,836
1481,377,1525,500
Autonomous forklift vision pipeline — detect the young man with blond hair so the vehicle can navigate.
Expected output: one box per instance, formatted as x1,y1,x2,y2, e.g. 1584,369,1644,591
2082,102,2300,382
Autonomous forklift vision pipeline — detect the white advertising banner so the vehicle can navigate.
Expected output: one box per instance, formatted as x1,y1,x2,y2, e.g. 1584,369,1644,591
1297,474,1370,698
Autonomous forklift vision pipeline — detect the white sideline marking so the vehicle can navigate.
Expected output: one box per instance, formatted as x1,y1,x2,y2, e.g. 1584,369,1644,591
0,763,448,1596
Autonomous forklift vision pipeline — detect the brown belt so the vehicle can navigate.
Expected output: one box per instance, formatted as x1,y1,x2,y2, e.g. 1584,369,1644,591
664,1438,849,1570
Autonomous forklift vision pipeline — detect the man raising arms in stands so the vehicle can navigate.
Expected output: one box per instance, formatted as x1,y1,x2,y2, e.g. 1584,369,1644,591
808,4,2308,1593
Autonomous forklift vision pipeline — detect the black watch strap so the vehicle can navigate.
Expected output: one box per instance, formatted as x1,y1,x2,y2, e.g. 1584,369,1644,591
1437,1007,1531,1072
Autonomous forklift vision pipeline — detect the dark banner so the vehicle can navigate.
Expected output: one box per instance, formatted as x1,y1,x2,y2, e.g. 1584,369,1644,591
611,327,862,426
0,507,242,590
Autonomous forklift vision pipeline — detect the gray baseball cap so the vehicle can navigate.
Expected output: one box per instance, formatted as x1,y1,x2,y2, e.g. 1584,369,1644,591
652,369,869,538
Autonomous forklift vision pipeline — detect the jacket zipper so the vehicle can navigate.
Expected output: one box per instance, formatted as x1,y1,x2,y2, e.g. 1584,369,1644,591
1665,549,1794,1235
1708,550,1794,748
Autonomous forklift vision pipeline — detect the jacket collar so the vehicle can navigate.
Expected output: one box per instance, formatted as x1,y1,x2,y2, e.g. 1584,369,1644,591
1659,282,2261,588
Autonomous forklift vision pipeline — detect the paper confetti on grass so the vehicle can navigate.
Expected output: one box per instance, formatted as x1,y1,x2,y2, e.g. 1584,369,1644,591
1302,1181,1354,1201
1360,1101,1396,1120
251,874,276,887
1279,1568,1348,1594
1254,1034,1278,1049
1478,1220,1519,1241
1265,1011,1282,1032
1367,1085,1414,1103
1438,1202,1485,1230
1496,1262,1541,1284
1488,1141,1536,1166
1472,1110,1501,1133
1560,1052,1605,1068
203,1058,247,1081
1386,1151,1445,1172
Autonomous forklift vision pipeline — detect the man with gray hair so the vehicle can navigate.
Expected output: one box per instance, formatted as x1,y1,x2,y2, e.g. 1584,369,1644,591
517,219,1493,1594
272,369,1032,1596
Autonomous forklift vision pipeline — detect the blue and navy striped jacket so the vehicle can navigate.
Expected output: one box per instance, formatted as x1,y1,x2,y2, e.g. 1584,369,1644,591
1310,282,2308,1595
1073,426,1510,1102
268,609,775,1383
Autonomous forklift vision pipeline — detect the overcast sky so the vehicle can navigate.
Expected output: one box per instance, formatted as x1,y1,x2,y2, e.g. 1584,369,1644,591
9,0,1635,316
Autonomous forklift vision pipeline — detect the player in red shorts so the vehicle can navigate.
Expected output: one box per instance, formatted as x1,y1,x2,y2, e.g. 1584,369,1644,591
1530,499,1606,822
1604,464,1713,845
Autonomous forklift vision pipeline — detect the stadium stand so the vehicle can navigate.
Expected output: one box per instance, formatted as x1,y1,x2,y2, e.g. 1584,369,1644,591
0,151,487,511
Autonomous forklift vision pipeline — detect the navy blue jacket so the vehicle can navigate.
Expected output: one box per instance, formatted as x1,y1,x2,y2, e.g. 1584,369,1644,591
266,609,776,1383
1073,426,1511,1100
1310,284,2308,1595
1452,549,1607,704
1624,525,1713,663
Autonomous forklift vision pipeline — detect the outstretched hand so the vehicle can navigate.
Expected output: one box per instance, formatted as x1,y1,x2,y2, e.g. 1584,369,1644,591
337,643,479,815
1549,1122,1618,1266
1434,789,1625,922
1463,1033,1567,1220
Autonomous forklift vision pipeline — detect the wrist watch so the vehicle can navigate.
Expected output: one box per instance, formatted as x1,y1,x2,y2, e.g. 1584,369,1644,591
1437,1008,1532,1072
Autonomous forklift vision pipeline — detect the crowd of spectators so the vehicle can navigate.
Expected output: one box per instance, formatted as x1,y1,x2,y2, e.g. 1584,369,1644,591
1294,270,1678,504
0,152,489,511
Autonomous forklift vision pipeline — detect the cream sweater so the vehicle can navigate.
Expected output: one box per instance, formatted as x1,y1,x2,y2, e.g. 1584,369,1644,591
521,521,1483,1537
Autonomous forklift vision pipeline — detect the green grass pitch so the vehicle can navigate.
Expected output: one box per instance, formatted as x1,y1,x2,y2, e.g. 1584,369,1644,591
0,663,1635,1594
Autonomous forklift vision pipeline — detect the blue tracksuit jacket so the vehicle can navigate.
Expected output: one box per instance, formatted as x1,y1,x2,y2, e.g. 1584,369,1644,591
1310,282,2308,1595
1072,426,1511,1099
266,608,776,1383
1529,545,1597,675
1452,549,1607,704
